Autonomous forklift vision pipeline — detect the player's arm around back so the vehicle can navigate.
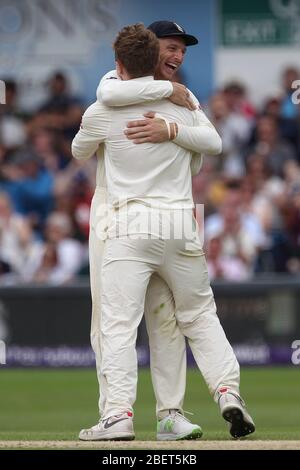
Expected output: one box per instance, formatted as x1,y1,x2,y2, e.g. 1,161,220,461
97,70,173,106
71,101,110,161
121,87,221,154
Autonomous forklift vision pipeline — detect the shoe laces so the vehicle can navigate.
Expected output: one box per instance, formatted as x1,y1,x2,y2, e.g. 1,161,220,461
168,409,193,423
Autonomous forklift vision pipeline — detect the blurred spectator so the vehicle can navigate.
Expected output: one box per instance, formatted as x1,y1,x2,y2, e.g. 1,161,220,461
30,127,62,172
54,159,95,241
31,211,83,284
206,235,250,281
242,155,292,273
223,81,256,121
280,180,300,274
31,242,59,284
209,93,251,177
0,192,42,283
71,173,93,240
38,71,83,142
0,149,54,231
205,185,267,271
40,71,79,114
0,79,26,150
246,115,297,178
263,97,281,120
243,155,285,233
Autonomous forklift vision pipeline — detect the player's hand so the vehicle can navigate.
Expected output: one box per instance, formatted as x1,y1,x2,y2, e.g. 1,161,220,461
169,82,197,110
125,112,169,144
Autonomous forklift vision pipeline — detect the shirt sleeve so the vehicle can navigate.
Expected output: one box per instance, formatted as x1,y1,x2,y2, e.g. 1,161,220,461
97,69,173,106
71,101,110,161
174,89,222,156
174,109,222,156
190,154,203,176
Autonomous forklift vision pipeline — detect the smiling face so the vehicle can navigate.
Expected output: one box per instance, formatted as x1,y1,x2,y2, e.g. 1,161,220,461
155,37,187,80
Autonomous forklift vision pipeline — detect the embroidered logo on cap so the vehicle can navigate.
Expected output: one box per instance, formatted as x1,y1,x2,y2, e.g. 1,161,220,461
173,22,184,32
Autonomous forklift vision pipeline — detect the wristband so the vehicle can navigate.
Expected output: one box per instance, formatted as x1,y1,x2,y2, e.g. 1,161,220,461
170,122,178,140
164,119,171,140
154,113,173,140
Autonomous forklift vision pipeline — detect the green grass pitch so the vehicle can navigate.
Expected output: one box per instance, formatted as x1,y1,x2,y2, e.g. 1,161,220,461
0,367,299,441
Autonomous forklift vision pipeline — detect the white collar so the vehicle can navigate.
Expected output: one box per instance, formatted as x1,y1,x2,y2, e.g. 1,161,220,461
129,75,154,82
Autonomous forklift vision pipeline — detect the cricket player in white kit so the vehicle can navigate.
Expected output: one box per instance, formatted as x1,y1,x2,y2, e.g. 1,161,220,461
78,21,215,441
72,24,255,441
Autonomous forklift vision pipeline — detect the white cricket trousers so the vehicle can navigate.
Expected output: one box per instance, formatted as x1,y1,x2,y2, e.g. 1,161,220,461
89,188,187,418
100,233,240,419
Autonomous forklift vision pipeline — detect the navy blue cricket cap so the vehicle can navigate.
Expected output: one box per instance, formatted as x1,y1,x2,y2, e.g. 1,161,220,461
148,21,198,46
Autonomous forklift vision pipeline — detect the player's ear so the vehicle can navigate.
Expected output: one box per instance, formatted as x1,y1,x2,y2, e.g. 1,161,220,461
116,60,125,80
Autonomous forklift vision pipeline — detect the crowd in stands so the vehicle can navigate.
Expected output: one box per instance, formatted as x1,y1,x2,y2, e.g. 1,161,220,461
0,67,300,284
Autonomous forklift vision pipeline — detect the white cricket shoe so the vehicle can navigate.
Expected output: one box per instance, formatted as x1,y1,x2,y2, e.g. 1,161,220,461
79,411,135,441
217,388,255,438
157,410,203,441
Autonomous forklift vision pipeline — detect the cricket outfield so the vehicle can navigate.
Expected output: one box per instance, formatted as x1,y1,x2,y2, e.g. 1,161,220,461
0,367,299,449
